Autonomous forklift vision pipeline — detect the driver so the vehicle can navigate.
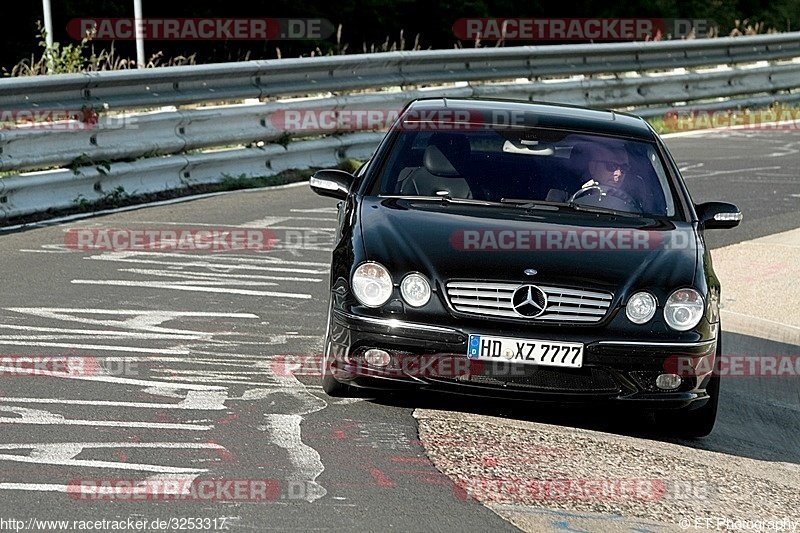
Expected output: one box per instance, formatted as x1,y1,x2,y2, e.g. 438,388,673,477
572,142,646,211
580,143,630,189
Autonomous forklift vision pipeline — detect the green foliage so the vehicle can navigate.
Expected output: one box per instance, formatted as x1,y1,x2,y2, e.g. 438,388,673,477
275,133,293,148
103,185,130,206
3,1,799,74
72,185,131,212
12,21,105,75
217,174,286,191
646,102,800,134
69,154,113,177
338,158,364,174
5,21,196,76
72,194,92,211
215,157,364,192
215,170,315,191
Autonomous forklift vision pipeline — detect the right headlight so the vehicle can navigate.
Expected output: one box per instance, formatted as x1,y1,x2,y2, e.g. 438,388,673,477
664,288,705,331
626,291,657,324
352,262,393,307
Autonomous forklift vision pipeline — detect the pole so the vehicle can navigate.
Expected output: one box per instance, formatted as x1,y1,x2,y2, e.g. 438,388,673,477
42,0,54,72
134,0,145,68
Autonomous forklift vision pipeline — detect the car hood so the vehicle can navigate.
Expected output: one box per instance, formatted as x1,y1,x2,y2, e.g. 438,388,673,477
358,197,698,295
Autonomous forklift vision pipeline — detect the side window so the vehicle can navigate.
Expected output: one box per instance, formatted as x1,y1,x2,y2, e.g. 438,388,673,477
371,132,425,195
644,146,675,217
355,159,369,177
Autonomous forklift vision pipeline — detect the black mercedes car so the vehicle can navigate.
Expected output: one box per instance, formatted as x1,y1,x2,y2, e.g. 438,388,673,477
309,97,742,437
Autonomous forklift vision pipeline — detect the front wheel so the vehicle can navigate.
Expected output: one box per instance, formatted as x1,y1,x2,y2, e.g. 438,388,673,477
655,333,722,438
322,372,356,397
658,374,720,438
321,296,359,398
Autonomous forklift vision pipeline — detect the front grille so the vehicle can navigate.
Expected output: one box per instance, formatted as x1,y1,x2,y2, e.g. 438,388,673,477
628,370,664,392
446,281,613,323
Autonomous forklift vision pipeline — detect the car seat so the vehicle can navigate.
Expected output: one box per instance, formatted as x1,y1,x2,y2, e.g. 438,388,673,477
398,133,473,198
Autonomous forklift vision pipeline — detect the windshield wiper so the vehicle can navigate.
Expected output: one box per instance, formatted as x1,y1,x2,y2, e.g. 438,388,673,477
500,198,564,211
381,194,504,207
566,201,643,218
439,195,502,206
381,194,644,217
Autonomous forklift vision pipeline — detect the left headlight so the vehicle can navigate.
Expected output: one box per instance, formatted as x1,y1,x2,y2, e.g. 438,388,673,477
400,273,431,307
664,288,705,331
352,262,393,307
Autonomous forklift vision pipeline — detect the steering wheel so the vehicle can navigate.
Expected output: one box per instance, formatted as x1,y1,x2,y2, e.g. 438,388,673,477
568,184,643,212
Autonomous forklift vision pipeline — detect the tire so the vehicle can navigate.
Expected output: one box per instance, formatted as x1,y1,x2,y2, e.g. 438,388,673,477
322,372,358,397
656,333,722,438
320,296,359,398
670,374,720,438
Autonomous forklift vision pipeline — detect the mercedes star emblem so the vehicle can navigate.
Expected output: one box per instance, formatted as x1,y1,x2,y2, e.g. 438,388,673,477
511,285,548,318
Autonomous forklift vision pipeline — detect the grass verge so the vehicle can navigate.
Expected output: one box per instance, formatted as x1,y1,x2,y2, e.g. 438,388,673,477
646,102,800,135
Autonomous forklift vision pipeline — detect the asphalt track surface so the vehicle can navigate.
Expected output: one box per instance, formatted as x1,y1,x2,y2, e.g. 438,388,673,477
0,128,796,532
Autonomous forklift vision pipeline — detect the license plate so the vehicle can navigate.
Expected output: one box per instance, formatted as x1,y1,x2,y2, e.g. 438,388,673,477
467,334,583,368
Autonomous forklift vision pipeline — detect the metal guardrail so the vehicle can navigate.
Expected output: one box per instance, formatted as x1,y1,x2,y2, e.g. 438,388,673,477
0,133,382,220
2,32,799,112
1,32,799,221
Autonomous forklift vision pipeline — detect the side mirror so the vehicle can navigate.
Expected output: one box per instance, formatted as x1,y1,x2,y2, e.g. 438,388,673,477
696,201,743,229
309,169,355,200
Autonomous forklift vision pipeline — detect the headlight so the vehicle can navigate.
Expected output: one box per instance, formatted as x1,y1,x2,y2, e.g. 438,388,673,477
626,291,657,324
400,273,431,307
352,262,393,307
664,288,705,331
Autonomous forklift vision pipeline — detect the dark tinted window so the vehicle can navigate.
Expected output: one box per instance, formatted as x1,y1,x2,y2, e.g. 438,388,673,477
369,128,676,217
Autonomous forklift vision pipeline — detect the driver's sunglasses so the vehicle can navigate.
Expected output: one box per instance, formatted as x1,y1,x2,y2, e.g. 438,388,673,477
595,160,630,173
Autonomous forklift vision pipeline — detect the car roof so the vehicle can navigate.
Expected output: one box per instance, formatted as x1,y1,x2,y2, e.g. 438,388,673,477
403,97,657,141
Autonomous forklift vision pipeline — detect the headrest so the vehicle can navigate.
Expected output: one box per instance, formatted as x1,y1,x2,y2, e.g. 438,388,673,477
423,134,470,177
567,141,595,175
569,142,593,164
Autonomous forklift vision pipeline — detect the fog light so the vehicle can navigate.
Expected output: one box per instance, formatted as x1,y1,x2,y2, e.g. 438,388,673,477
656,373,682,390
364,349,391,368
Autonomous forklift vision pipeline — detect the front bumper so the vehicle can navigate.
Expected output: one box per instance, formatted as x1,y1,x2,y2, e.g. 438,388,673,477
328,308,718,409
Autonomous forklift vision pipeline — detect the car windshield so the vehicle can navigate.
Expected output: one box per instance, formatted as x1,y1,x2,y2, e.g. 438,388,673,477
369,128,677,217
